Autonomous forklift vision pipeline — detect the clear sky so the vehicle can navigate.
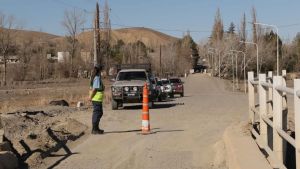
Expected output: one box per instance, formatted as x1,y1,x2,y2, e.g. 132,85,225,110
1,0,300,42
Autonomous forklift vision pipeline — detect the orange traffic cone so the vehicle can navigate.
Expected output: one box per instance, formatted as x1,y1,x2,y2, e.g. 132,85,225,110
141,83,151,134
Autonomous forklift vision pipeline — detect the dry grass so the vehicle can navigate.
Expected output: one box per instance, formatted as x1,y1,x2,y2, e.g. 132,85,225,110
0,79,112,113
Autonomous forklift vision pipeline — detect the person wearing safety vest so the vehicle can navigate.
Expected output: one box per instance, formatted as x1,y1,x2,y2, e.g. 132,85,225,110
89,64,105,134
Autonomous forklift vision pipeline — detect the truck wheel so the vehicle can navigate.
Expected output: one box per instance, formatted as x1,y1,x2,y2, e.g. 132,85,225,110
112,99,118,110
170,93,174,98
181,92,184,97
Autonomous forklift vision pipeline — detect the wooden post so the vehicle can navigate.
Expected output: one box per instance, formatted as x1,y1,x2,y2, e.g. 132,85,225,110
294,79,300,169
267,71,273,149
268,71,273,115
282,70,287,111
281,70,288,163
248,71,255,124
259,74,268,145
273,76,284,162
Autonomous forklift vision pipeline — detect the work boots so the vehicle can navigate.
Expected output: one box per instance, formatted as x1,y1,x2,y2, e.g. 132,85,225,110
92,124,104,135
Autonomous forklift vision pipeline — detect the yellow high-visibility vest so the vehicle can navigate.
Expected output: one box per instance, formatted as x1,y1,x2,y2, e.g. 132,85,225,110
92,91,104,102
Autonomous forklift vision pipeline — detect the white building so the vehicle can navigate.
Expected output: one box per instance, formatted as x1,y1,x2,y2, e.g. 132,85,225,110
57,52,70,63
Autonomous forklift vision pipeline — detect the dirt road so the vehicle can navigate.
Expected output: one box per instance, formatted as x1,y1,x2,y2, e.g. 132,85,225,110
51,74,248,169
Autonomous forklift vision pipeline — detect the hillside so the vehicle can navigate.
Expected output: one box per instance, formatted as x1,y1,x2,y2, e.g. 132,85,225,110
76,27,179,48
4,27,179,49
11,29,59,43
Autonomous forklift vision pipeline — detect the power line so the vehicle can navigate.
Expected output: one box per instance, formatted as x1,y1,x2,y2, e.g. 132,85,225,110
52,0,94,14
51,0,300,37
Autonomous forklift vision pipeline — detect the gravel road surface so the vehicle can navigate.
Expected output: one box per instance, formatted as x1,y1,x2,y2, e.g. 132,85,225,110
53,74,248,169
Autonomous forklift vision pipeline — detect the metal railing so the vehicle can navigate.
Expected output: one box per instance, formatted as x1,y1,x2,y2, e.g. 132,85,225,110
248,70,300,169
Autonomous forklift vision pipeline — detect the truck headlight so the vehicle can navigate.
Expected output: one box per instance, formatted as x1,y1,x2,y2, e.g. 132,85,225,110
133,86,138,91
124,87,129,92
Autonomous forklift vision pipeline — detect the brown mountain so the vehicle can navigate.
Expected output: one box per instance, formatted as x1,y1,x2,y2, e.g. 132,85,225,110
11,29,59,43
7,27,179,49
76,27,179,48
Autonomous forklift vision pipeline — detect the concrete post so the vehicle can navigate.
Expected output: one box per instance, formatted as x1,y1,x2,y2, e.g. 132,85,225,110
248,71,255,124
273,76,284,162
259,74,268,145
268,71,273,115
294,79,300,169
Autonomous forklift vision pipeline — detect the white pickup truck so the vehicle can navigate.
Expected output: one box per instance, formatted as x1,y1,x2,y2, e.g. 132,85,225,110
111,67,155,110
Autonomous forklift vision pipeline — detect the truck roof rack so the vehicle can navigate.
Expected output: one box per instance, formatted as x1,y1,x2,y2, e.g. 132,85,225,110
116,64,151,72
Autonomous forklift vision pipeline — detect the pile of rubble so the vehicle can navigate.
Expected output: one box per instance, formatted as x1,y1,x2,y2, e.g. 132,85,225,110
0,106,88,168
0,118,18,169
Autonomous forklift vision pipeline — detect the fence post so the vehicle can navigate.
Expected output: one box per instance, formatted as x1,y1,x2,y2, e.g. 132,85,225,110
248,71,255,124
268,71,273,115
267,71,273,149
294,79,300,169
273,76,284,162
259,74,268,145
282,70,287,111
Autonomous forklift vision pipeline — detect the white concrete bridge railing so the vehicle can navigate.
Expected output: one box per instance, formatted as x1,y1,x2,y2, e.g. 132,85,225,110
248,70,300,169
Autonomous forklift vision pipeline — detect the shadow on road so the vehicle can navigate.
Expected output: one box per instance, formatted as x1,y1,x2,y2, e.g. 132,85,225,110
46,128,80,169
122,102,184,110
104,128,160,134
154,129,185,134
104,128,184,135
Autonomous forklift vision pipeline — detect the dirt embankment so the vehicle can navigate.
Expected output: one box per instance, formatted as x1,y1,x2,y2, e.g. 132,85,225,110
1,106,88,168
0,78,112,169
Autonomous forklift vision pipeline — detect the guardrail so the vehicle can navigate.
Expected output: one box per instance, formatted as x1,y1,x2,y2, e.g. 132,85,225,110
248,70,300,169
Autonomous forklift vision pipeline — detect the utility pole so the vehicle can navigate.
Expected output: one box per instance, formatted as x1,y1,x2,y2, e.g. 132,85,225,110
104,0,111,75
160,44,162,76
95,2,101,66
93,19,97,66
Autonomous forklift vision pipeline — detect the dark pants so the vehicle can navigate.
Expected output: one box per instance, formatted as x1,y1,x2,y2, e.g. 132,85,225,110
92,101,103,127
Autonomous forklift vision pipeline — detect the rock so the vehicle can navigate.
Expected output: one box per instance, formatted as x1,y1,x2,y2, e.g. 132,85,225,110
25,152,42,168
0,151,18,169
49,100,69,107
0,142,12,151
77,101,84,108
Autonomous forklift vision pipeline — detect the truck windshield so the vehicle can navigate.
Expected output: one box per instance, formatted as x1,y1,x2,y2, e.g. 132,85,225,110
161,80,169,84
117,71,147,81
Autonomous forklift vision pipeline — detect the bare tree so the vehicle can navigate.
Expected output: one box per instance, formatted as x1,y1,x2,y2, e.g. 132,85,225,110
0,12,18,85
239,13,247,51
252,6,258,44
62,8,85,77
18,38,34,80
211,8,224,45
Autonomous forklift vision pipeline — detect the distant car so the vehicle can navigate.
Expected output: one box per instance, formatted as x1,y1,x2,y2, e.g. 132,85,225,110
169,77,184,97
156,80,168,101
150,77,159,101
161,78,173,98
194,64,207,73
